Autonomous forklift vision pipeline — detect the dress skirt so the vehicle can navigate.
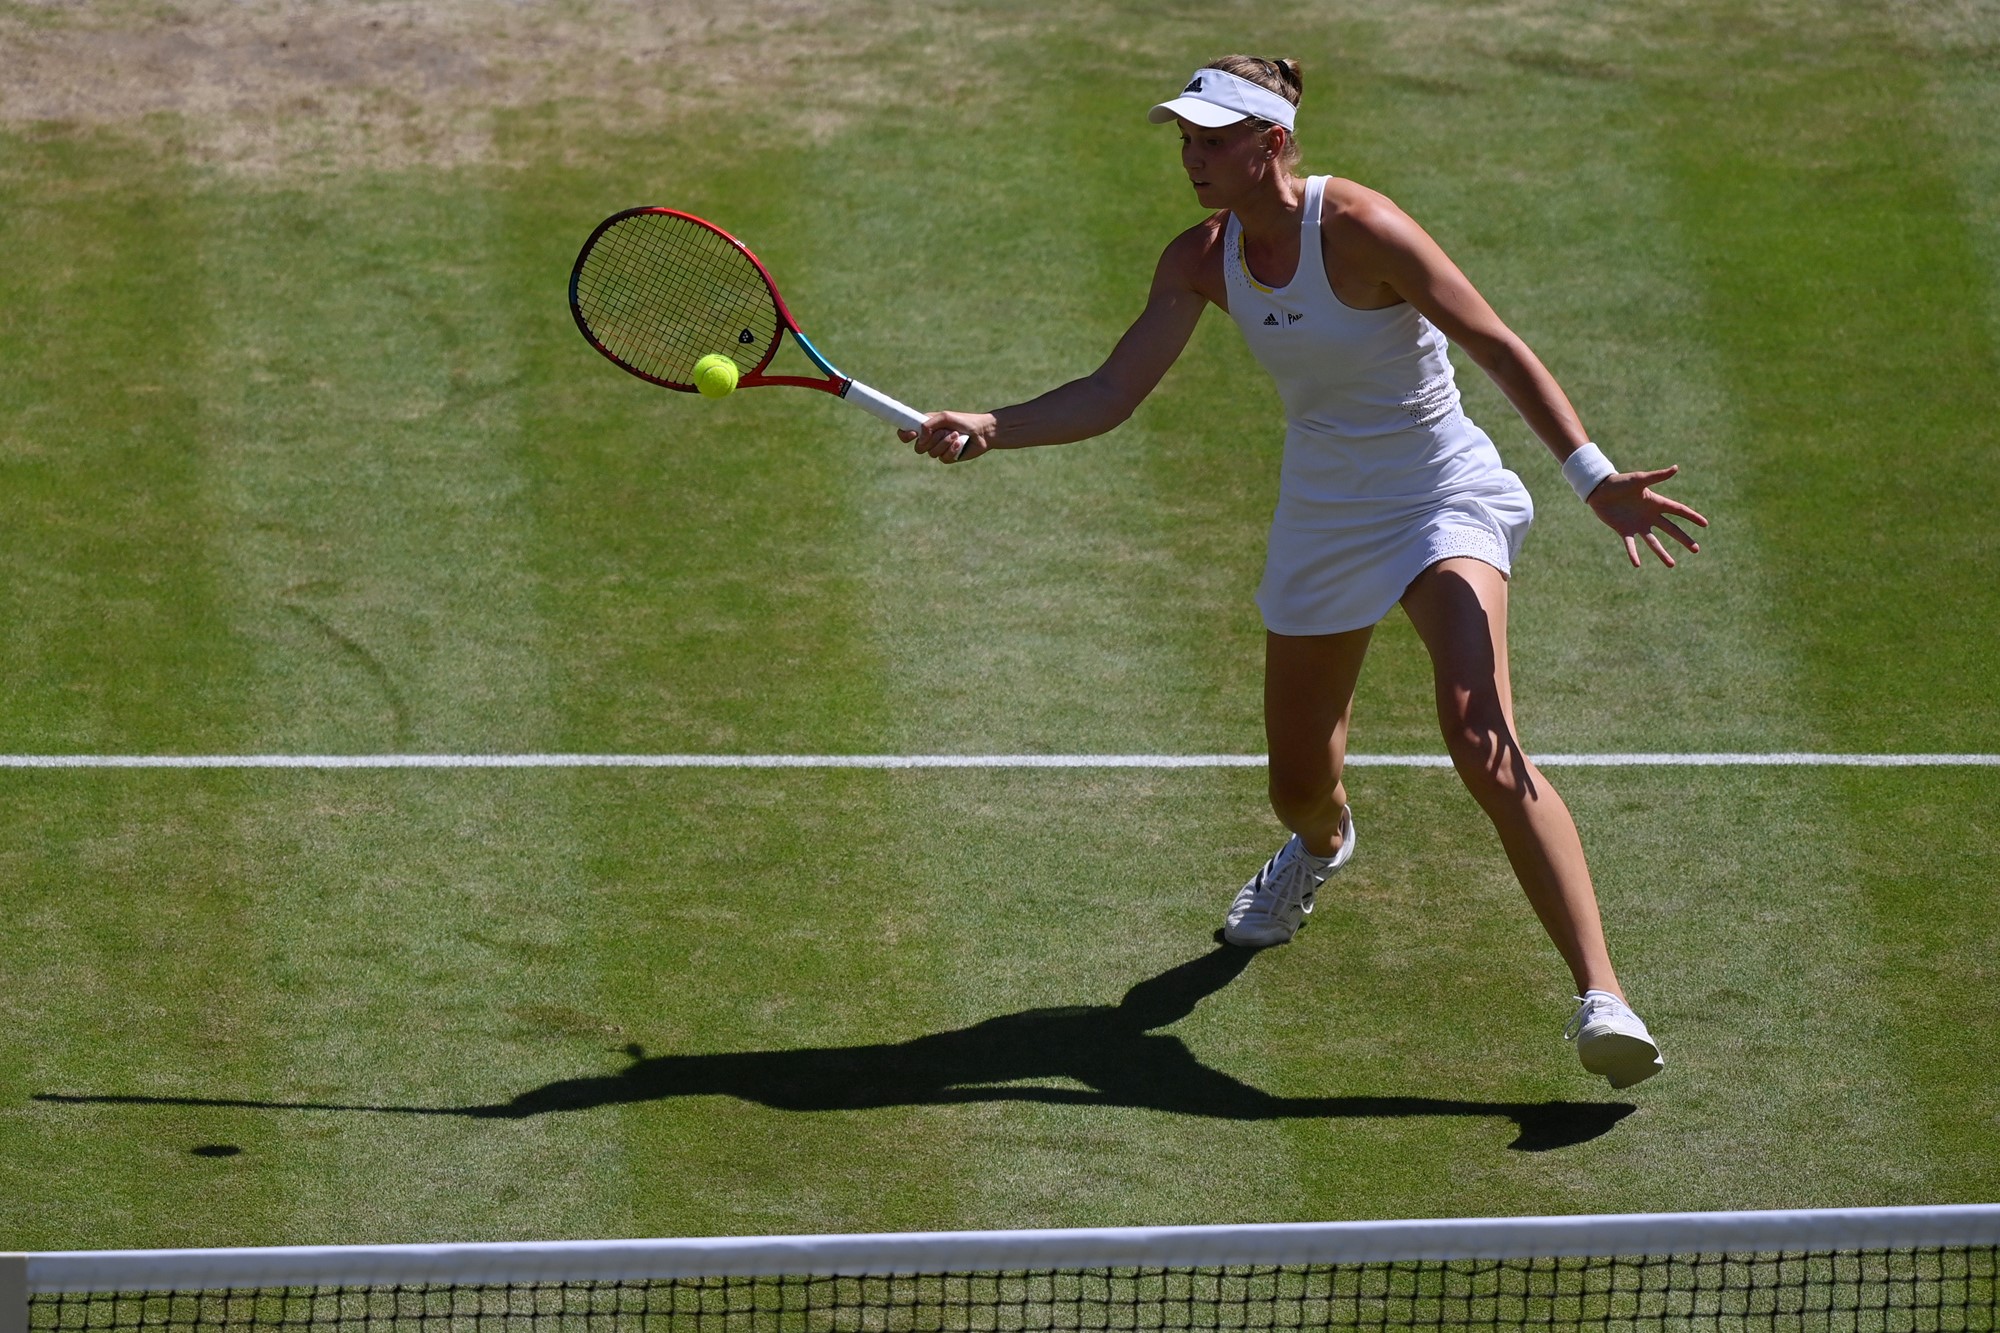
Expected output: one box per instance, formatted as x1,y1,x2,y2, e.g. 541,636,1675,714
1255,470,1534,637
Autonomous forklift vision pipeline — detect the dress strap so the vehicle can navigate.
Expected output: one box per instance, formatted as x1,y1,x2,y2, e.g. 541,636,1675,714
1294,175,1330,296
1222,208,1250,305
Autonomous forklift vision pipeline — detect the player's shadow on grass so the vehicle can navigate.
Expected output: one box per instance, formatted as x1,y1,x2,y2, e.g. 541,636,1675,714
39,944,1633,1151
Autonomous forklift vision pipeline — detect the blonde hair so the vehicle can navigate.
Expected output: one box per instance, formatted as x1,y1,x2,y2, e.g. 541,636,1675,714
1203,55,1303,170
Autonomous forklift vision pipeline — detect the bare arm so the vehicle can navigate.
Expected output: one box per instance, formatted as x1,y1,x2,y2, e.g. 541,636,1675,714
1338,198,1708,567
908,230,1213,462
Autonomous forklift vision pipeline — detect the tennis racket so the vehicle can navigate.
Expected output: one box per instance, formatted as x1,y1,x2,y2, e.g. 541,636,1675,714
569,207,957,446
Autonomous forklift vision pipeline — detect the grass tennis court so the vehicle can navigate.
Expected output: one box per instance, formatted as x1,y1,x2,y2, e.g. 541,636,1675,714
2,0,1997,1249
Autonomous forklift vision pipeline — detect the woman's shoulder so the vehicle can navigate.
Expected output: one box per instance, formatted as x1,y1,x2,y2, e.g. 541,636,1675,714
1163,211,1230,261
1155,212,1230,293
1318,177,1436,274
1319,177,1409,233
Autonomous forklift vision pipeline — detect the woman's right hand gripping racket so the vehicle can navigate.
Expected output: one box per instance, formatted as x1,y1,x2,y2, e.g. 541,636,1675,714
568,207,970,458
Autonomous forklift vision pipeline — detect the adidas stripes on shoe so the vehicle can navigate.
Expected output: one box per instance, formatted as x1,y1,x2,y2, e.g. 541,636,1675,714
1223,805,1355,947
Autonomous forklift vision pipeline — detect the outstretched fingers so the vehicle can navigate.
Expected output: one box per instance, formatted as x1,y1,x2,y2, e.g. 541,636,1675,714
1655,514,1699,553
1650,484,1710,535
1660,494,1709,525
1624,510,1696,567
1594,463,1708,569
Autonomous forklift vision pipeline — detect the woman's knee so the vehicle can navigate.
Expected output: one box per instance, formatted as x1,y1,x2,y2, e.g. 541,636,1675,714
1267,761,1338,818
1439,708,1530,802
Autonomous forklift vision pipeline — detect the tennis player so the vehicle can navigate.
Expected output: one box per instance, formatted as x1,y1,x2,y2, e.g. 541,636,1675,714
905,57,1701,1089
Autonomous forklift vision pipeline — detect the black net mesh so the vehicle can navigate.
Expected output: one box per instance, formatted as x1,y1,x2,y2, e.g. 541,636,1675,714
29,1248,2000,1333
570,211,780,388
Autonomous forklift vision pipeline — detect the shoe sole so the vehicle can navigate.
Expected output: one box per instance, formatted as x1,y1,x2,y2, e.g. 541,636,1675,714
1222,922,1298,948
1578,1029,1664,1089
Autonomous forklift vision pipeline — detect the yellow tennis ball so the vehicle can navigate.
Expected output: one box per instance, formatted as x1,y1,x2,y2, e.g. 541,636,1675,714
692,354,739,398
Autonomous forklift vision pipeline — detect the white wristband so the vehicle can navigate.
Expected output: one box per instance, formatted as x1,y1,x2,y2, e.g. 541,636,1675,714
1561,442,1616,502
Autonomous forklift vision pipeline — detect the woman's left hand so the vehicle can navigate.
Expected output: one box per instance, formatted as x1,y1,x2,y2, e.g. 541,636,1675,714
1586,465,1709,568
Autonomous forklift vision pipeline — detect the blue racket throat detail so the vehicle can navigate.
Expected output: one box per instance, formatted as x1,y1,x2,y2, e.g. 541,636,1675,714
785,327,845,381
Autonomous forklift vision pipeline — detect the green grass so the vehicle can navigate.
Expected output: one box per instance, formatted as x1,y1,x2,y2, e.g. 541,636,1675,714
2,0,1997,1248
6,766,1994,1245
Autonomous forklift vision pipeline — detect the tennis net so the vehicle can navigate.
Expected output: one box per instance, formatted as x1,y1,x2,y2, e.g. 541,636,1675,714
8,1205,1997,1333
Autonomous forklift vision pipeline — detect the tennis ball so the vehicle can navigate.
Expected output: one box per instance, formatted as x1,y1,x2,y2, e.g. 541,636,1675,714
693,354,739,398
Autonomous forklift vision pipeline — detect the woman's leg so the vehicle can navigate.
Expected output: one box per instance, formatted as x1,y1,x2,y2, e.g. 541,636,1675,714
1398,558,1622,998
1264,626,1374,856
1223,626,1375,946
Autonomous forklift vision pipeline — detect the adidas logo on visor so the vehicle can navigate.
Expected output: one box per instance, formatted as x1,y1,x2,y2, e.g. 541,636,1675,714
1150,67,1297,133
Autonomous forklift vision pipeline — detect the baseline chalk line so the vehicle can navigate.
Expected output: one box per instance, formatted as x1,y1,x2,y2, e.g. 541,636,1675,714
2,754,1997,770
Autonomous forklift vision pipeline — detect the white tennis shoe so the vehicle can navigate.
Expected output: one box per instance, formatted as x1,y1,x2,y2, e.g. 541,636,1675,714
1223,806,1355,947
1565,990,1664,1088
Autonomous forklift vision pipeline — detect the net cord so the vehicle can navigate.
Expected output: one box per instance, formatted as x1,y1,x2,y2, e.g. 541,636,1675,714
22,1205,2000,1295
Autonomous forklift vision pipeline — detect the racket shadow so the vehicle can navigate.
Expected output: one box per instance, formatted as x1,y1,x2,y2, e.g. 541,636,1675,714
38,945,1633,1152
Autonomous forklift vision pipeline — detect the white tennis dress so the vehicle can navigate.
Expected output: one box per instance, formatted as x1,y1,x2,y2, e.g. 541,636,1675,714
1224,175,1534,635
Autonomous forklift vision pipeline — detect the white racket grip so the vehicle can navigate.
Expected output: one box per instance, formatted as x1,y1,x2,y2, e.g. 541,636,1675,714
840,378,926,432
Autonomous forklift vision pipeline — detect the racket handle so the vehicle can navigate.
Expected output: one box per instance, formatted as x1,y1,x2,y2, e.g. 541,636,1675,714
840,378,925,432
842,377,974,459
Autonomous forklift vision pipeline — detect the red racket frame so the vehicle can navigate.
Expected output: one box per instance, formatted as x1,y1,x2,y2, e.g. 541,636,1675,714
568,207,855,397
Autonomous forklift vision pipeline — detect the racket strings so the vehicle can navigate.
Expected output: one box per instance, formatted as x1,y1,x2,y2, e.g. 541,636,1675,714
573,213,781,388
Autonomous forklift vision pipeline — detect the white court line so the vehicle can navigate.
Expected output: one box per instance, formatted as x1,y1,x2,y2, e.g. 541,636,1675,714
1,753,1997,769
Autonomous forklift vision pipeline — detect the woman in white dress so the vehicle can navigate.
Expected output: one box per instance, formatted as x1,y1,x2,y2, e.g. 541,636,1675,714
905,56,1704,1088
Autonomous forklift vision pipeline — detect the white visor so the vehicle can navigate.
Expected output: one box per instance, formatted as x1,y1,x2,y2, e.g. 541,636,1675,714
1147,67,1296,132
